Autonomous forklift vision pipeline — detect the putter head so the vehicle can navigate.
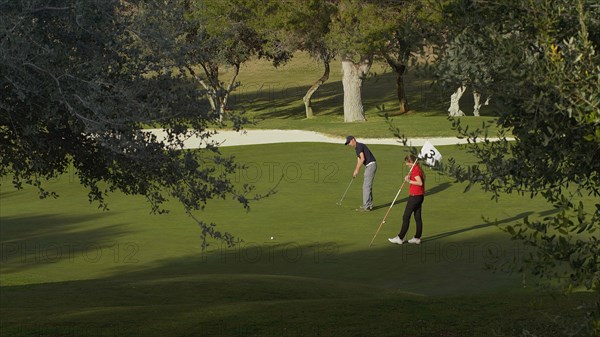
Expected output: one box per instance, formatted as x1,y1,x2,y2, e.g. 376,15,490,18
336,201,341,206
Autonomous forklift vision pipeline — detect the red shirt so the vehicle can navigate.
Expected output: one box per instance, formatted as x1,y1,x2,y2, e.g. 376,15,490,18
408,164,425,196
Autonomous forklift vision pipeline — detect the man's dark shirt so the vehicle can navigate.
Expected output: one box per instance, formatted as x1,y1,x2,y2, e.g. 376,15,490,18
355,142,376,166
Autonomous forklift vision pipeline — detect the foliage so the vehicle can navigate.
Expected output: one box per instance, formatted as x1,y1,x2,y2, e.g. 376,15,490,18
0,0,257,246
258,0,338,118
376,0,446,113
268,0,336,60
436,0,599,333
326,0,390,60
434,30,500,94
181,0,291,119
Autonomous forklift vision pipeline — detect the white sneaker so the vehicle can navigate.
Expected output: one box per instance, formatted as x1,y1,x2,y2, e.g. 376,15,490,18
408,237,421,244
388,236,403,245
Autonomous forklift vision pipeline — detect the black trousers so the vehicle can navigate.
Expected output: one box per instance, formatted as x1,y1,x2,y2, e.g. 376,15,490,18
398,195,424,239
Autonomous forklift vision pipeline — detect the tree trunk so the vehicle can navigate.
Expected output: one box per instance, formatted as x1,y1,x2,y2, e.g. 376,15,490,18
219,63,240,122
448,85,467,116
303,58,330,119
472,91,481,116
342,56,371,122
484,95,491,106
385,57,409,114
200,62,221,120
186,66,217,111
395,66,408,114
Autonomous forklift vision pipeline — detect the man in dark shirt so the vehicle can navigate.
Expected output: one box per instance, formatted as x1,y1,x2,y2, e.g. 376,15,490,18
345,135,377,211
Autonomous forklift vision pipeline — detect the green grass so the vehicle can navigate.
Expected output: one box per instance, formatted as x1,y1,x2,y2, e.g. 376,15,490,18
217,52,502,138
245,113,500,138
1,144,596,336
144,52,502,138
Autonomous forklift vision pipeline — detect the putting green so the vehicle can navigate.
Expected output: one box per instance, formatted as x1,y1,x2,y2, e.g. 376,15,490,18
0,143,595,336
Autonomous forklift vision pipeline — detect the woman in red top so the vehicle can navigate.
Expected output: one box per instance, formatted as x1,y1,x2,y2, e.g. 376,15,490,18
389,154,425,245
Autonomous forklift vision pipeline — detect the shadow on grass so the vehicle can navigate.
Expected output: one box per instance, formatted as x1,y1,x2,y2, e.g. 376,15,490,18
423,211,534,243
0,190,21,201
0,213,133,273
424,207,562,244
232,71,453,120
0,231,580,336
537,208,560,217
2,229,591,337
235,79,344,119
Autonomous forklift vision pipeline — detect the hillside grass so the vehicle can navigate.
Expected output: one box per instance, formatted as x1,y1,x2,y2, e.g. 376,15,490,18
216,52,502,138
1,143,596,336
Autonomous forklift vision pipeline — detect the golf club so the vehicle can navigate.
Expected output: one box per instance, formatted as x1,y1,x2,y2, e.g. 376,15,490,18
369,159,418,247
336,177,355,206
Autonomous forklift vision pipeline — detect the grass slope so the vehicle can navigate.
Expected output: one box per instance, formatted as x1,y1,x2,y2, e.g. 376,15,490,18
218,52,501,138
0,144,595,336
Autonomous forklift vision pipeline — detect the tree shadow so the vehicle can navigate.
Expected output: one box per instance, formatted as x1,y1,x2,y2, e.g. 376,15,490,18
234,79,344,119
422,208,561,244
423,211,534,243
231,71,449,120
1,213,113,241
0,190,21,201
0,213,133,273
371,182,452,211
0,229,564,336
537,208,560,217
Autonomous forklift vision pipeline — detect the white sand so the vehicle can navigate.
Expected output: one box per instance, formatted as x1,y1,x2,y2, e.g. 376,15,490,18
144,128,509,149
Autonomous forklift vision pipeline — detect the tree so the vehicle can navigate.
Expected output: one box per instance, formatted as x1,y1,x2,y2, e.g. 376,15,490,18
274,0,337,119
378,0,443,114
437,0,599,333
0,0,257,247
433,0,501,117
183,0,290,122
435,30,497,116
270,0,440,120
328,0,393,122
328,0,435,121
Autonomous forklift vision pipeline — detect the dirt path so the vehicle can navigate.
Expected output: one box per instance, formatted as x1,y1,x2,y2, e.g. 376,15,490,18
145,128,507,149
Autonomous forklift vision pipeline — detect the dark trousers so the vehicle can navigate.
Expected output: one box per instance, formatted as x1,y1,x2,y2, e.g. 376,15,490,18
398,195,424,239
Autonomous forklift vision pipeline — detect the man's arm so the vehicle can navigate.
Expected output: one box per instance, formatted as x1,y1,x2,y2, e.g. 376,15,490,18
353,152,365,177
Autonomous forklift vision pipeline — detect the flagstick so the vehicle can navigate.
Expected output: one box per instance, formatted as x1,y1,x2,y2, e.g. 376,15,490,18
369,159,418,247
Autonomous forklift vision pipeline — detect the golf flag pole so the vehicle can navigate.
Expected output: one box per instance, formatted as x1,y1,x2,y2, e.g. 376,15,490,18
369,159,418,247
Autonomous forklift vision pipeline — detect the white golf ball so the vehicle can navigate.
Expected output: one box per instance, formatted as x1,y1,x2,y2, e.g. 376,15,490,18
270,236,274,240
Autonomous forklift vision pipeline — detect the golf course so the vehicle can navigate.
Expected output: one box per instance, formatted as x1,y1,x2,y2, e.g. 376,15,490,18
2,1,599,336
1,141,596,336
